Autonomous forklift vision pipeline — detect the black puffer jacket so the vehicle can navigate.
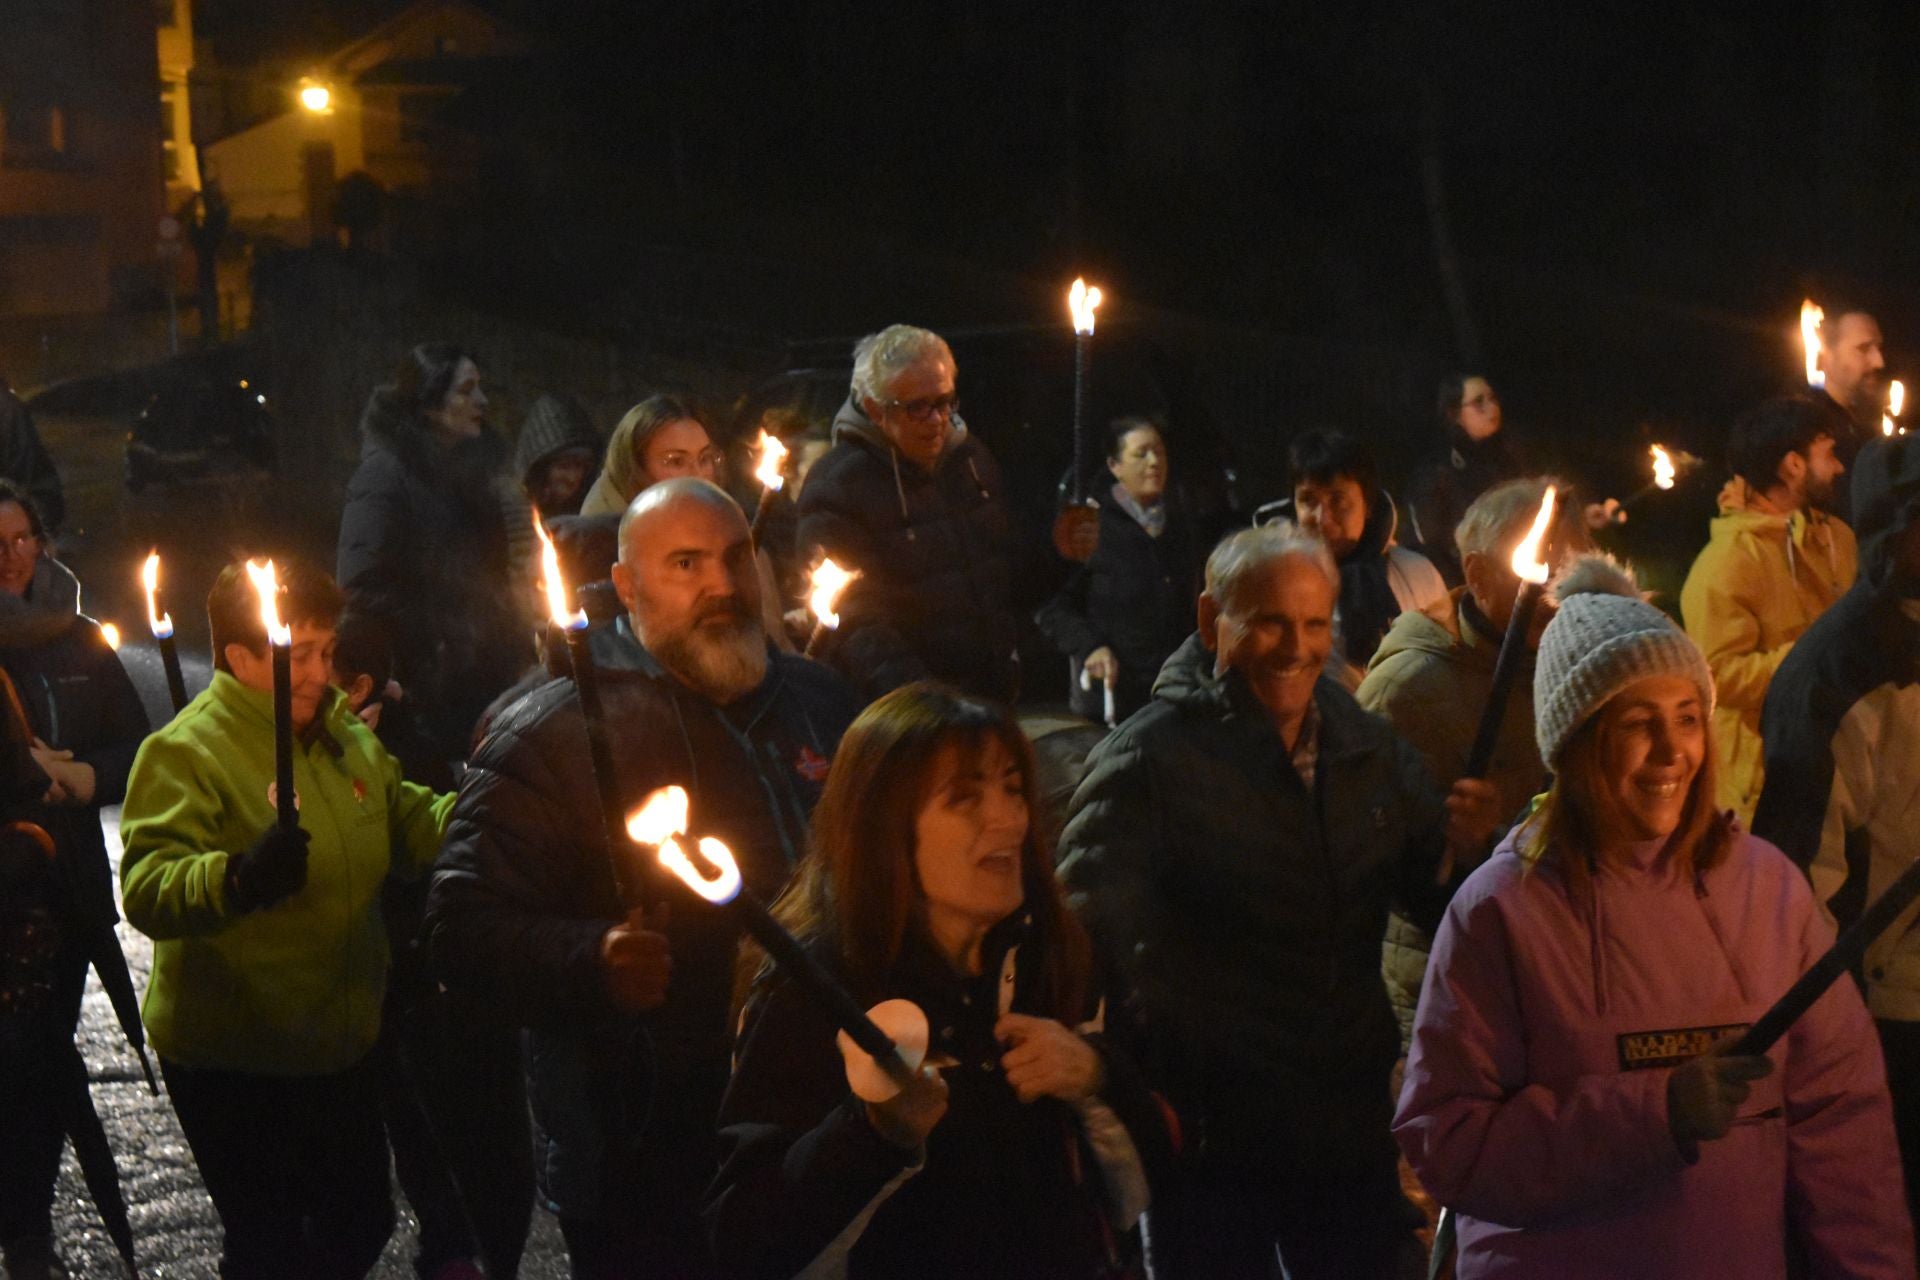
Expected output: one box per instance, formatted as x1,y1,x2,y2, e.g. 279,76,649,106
337,389,530,756
1035,487,1207,724
1403,426,1526,586
796,399,1019,702
424,620,858,1215
1057,635,1451,1177
708,912,1171,1280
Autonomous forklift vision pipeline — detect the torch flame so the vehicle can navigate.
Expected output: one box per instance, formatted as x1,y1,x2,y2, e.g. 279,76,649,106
1801,299,1825,389
626,785,690,847
1888,380,1906,436
808,558,859,630
535,517,587,631
753,430,789,493
1068,277,1104,336
243,559,292,647
99,622,121,651
141,550,173,639
1511,486,1558,586
1651,445,1677,491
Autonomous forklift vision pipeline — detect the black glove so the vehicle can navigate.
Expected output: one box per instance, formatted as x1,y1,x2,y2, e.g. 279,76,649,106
225,826,310,913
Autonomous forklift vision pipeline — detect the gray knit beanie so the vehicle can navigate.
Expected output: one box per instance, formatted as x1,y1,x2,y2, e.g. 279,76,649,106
1533,555,1715,764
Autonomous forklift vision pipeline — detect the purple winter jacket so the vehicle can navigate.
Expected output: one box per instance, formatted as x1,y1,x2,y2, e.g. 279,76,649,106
1395,830,1913,1279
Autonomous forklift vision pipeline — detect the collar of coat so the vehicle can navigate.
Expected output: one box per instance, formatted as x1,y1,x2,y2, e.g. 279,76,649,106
205,671,350,755
1152,632,1382,765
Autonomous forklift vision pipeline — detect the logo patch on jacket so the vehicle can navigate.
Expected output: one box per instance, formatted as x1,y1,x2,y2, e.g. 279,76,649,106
793,745,830,784
1616,1023,1751,1071
352,778,368,806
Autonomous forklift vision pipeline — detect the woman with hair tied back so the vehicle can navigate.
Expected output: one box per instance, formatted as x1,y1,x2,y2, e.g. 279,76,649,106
1394,555,1911,1279
706,683,1173,1280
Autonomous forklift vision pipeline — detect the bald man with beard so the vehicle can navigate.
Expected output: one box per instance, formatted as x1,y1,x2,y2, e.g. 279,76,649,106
426,479,860,1280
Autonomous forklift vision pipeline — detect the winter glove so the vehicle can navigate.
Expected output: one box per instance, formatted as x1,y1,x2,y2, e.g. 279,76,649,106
224,826,311,913
1667,1040,1774,1161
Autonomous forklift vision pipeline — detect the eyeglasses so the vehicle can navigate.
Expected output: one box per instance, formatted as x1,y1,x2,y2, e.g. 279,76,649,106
0,534,40,559
882,393,959,423
1462,392,1500,412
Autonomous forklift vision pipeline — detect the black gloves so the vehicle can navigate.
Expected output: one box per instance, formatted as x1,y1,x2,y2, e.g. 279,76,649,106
224,826,311,913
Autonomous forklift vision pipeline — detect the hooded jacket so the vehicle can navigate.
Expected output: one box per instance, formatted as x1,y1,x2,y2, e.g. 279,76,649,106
577,401,661,519
795,397,1020,702
337,387,530,754
514,394,601,498
1252,489,1450,672
1395,830,1910,1279
1035,484,1207,724
1357,589,1546,1049
1679,477,1855,826
1754,437,1920,1021
424,619,859,1215
118,673,453,1075
1057,634,1452,1176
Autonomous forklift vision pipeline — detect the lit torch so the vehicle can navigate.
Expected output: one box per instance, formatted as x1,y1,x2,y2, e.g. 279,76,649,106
538,517,651,907
1610,444,1700,523
1067,277,1104,504
1802,299,1825,390
142,551,189,712
628,785,921,1096
748,429,789,545
99,623,121,651
1886,380,1905,437
244,559,297,832
1463,486,1557,781
801,557,859,659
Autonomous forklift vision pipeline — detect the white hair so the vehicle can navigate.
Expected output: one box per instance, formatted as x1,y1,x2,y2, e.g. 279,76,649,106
1454,476,1559,562
1204,523,1338,616
850,325,955,404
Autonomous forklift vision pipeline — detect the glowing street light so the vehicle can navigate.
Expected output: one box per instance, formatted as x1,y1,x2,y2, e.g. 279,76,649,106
298,79,334,115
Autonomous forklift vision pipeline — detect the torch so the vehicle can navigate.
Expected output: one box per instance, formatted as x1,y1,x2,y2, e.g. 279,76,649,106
629,787,920,1095
99,623,121,651
801,558,859,660
537,518,650,908
748,429,789,546
1608,445,1698,523
1462,486,1557,780
1802,299,1825,390
243,560,297,832
1885,380,1906,438
143,551,189,713
1067,277,1105,504
1733,856,1920,1056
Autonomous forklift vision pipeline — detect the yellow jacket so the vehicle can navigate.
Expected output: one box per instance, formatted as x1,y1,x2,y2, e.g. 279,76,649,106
1680,478,1855,825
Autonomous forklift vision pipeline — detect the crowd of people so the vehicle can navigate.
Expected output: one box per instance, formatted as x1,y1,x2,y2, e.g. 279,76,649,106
0,306,1917,1279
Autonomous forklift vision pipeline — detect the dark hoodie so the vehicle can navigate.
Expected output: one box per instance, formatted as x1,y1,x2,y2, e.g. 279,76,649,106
514,394,601,518
337,387,529,757
794,397,1019,702
1753,436,1920,908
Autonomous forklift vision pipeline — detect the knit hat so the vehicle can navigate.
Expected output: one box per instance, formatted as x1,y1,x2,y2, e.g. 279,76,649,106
1533,555,1715,764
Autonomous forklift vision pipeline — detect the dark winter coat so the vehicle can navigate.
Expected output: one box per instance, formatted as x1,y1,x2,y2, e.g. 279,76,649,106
337,389,530,756
424,620,858,1216
1404,427,1526,586
1057,634,1452,1177
795,399,1020,702
707,913,1170,1280
0,385,65,533
1035,486,1206,723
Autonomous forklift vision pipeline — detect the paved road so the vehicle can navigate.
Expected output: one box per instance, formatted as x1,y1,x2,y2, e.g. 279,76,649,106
32,410,574,1276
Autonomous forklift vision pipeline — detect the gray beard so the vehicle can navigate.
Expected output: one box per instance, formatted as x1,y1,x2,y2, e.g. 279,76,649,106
647,616,769,704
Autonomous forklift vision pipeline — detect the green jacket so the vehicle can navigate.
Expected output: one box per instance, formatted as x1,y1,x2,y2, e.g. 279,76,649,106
120,670,453,1075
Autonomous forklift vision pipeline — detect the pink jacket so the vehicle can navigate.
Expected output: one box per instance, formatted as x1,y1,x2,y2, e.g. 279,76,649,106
1395,831,1912,1279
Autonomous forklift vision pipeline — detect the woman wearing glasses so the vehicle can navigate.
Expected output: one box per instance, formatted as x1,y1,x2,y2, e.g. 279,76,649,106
579,394,721,516
0,481,148,1279
1406,374,1527,587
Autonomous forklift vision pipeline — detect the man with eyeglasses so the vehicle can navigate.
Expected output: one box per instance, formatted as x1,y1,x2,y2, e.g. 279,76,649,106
796,324,1021,701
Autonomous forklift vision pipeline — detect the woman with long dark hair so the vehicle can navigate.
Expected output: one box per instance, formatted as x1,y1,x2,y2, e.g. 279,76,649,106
1394,556,1909,1278
337,342,529,758
707,684,1170,1279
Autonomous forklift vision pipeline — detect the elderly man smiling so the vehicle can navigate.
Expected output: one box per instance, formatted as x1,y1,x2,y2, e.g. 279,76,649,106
1057,523,1502,1280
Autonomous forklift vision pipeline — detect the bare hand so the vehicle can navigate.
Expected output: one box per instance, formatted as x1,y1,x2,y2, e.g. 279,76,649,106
866,1065,949,1150
996,1013,1105,1103
1586,499,1620,529
1442,778,1505,865
600,908,672,1012
1668,1039,1774,1156
356,700,384,730
1083,647,1119,684
30,740,92,806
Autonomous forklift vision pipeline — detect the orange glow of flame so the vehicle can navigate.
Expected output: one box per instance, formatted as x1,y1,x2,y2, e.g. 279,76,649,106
1651,445,1676,491
535,517,587,630
808,558,859,630
141,550,173,639
1068,277,1104,336
1511,485,1558,586
100,622,121,651
626,786,743,905
243,559,292,646
1801,299,1825,388
1888,380,1906,436
753,430,789,493
626,785,690,847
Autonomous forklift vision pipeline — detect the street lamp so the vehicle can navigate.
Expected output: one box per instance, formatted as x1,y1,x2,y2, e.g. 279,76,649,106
298,79,333,115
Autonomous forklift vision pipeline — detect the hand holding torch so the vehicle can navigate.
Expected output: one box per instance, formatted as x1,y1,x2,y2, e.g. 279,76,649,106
243,560,297,831
143,551,189,713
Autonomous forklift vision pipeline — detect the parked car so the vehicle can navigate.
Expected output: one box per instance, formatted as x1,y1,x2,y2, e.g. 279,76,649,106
124,377,275,493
